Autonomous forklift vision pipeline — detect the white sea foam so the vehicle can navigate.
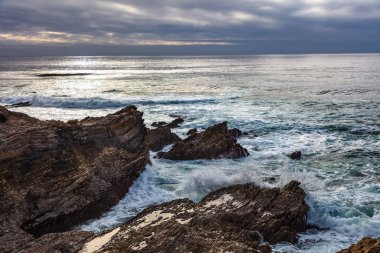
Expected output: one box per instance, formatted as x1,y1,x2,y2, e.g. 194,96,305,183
0,95,217,109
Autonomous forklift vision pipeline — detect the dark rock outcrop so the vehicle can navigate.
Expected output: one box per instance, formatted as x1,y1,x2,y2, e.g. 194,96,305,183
337,237,380,253
186,128,198,135
165,117,184,128
0,106,9,122
288,150,302,160
157,122,249,160
9,101,32,107
20,181,308,253
228,127,243,138
151,121,167,127
0,105,149,252
151,117,184,129
146,126,181,152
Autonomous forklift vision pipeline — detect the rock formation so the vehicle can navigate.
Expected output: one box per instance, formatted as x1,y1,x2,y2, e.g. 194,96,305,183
337,237,380,253
146,126,181,151
288,150,302,160
157,122,249,160
0,105,149,252
186,128,197,135
18,180,308,253
151,117,184,128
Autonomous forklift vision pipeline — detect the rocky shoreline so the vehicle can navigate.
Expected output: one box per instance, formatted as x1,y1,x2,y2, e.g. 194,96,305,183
0,106,377,252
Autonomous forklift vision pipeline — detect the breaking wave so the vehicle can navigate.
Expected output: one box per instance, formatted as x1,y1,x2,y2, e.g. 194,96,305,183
0,95,217,109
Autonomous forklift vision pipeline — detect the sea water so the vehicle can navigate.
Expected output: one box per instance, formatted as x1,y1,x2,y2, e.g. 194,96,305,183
0,54,379,252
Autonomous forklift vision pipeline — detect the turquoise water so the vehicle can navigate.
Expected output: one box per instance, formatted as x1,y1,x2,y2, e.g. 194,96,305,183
1,54,379,252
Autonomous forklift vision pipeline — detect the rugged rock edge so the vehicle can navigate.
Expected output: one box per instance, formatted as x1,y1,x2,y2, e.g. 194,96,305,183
21,180,309,253
0,105,150,252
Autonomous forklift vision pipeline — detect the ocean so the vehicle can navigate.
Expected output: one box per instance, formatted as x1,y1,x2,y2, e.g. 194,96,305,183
0,54,379,252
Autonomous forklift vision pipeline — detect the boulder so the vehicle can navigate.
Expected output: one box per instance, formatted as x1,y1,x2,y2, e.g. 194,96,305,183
337,237,380,253
21,181,308,253
288,150,302,160
0,105,149,252
146,126,181,152
165,117,184,128
157,122,249,160
228,128,242,138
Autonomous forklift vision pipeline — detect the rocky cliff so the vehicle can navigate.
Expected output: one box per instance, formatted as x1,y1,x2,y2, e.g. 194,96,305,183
0,105,149,252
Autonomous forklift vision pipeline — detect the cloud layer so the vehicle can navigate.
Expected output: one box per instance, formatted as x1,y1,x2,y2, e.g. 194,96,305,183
1,0,380,55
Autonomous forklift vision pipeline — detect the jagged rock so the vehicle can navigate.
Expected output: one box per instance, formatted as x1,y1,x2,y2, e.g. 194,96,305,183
21,181,307,253
337,237,380,253
228,128,242,138
165,117,184,128
186,128,198,135
0,105,149,252
151,117,184,129
288,150,302,160
146,126,181,152
157,122,249,160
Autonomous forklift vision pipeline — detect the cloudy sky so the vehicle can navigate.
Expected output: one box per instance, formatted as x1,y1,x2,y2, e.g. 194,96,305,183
1,0,380,56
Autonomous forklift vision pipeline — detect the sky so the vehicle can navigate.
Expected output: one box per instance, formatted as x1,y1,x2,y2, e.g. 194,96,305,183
1,0,380,56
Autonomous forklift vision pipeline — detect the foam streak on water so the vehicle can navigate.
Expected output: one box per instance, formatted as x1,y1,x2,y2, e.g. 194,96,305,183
1,54,379,253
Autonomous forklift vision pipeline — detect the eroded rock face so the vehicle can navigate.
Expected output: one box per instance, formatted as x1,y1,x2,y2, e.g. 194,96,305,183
0,105,149,252
71,180,307,253
337,237,380,253
146,126,181,152
157,122,249,160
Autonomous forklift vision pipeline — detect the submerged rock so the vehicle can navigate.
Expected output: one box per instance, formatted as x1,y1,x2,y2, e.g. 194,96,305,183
157,122,249,160
146,126,181,151
0,105,149,252
9,101,32,107
288,150,302,160
21,181,308,253
337,237,380,253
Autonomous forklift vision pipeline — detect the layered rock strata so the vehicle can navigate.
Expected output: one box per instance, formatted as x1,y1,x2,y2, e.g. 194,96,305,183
0,105,149,252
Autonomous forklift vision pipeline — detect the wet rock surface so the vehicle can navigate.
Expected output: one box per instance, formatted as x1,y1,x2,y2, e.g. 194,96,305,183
146,126,181,151
151,117,184,129
337,237,380,253
157,122,249,160
8,101,33,107
288,150,302,160
186,128,197,135
20,181,307,253
0,105,149,252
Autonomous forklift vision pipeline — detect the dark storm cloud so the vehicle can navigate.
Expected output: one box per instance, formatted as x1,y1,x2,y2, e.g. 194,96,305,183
0,0,380,55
